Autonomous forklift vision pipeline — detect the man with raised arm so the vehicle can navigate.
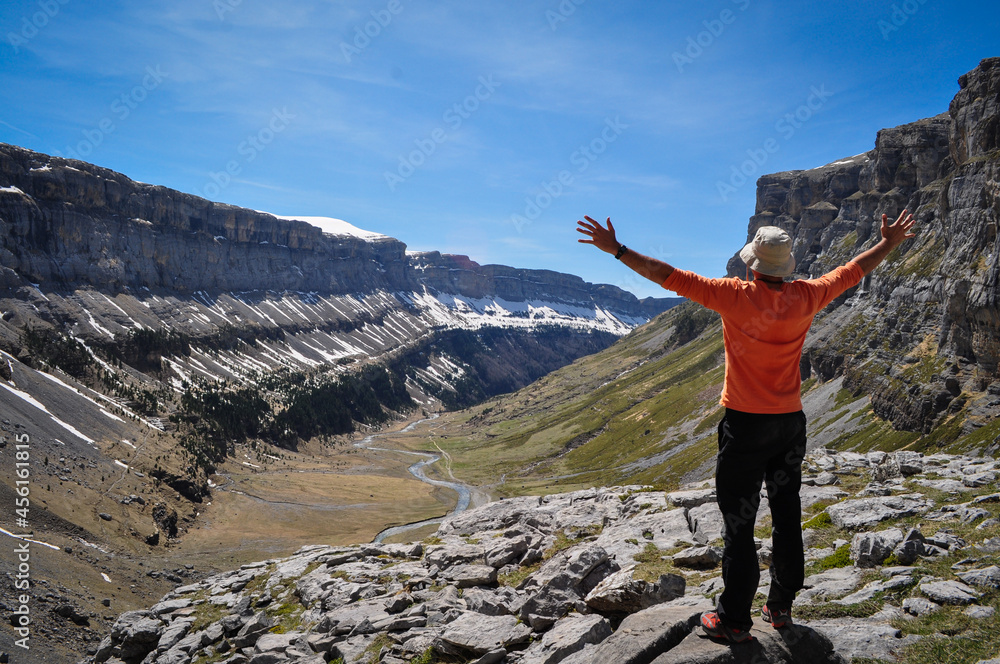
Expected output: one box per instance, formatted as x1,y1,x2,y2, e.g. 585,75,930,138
576,211,916,643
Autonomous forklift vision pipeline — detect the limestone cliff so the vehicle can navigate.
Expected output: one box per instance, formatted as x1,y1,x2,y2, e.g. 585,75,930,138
0,144,674,320
725,57,1000,439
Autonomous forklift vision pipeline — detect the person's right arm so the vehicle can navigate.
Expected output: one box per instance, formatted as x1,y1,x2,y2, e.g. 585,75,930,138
850,209,917,275
576,215,675,284
576,214,738,313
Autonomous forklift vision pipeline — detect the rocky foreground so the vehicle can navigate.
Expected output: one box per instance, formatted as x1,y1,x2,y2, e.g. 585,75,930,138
86,449,1000,664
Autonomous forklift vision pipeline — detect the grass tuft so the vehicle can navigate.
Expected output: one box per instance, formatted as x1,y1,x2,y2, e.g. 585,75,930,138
815,544,851,570
803,511,833,529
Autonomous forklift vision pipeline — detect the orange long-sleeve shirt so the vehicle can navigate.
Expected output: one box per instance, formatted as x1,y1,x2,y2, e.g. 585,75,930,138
661,262,865,414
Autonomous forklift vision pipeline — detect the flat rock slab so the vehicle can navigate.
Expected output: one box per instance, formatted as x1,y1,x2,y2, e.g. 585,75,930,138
439,612,530,655
562,604,709,664
903,597,941,616
649,621,847,663
595,509,696,563
803,618,920,662
965,605,997,619
957,566,1000,589
920,580,980,605
914,478,972,493
826,494,933,529
443,564,497,588
519,614,612,664
584,565,685,613
799,486,849,510
794,567,863,604
673,546,723,569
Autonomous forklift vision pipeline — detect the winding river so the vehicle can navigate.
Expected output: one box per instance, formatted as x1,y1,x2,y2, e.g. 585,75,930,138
355,414,480,543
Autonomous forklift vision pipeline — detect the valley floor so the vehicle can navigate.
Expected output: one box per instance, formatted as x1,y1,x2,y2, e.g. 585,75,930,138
2,412,491,664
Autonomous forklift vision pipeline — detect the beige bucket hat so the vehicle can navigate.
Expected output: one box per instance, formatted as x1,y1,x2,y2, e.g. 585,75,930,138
739,226,795,278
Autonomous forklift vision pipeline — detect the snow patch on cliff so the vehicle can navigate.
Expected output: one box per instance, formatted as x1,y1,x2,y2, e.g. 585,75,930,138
270,214,388,240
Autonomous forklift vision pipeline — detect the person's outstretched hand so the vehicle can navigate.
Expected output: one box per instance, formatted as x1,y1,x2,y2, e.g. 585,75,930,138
881,209,917,247
851,208,919,275
576,215,620,254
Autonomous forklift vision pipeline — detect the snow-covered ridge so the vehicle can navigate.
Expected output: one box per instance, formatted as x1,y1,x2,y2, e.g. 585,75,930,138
268,213,388,241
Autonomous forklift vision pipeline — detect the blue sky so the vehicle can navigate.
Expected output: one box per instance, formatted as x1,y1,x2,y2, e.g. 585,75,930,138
1,1,997,299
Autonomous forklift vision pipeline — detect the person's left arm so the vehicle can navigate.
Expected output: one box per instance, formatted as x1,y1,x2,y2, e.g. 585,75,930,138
576,215,675,285
850,209,917,275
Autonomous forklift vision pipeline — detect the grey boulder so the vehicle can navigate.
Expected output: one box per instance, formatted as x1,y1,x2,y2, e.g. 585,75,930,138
957,566,1000,589
849,528,903,568
826,495,933,529
519,613,612,664
584,565,685,613
920,580,980,605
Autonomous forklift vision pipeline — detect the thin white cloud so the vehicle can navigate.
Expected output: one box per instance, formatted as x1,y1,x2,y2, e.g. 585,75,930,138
496,236,548,252
230,178,294,192
0,118,37,139
591,173,681,190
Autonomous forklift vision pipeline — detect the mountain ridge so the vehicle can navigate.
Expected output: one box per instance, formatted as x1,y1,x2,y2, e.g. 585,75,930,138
0,141,675,320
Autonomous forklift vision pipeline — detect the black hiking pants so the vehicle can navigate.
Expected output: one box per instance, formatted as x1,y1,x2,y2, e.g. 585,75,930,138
715,408,807,631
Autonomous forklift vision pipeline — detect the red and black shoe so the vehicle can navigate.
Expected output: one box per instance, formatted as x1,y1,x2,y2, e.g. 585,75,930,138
701,611,753,643
762,604,793,629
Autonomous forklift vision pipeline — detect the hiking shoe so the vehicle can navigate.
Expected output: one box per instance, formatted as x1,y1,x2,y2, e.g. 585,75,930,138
762,604,793,629
701,611,753,643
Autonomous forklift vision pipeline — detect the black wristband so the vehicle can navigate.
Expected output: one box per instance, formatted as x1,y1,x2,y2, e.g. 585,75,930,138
614,244,628,260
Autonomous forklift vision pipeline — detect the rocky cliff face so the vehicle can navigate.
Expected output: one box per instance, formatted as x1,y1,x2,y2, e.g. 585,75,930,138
0,141,680,421
0,144,673,320
726,57,1000,439
0,150,404,295
408,252,671,321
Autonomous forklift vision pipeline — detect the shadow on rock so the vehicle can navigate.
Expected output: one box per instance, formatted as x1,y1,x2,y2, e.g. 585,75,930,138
649,619,847,664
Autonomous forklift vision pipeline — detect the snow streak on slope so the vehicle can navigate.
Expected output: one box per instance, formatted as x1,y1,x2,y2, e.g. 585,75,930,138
405,289,645,334
2,284,647,386
0,380,96,444
0,276,661,443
